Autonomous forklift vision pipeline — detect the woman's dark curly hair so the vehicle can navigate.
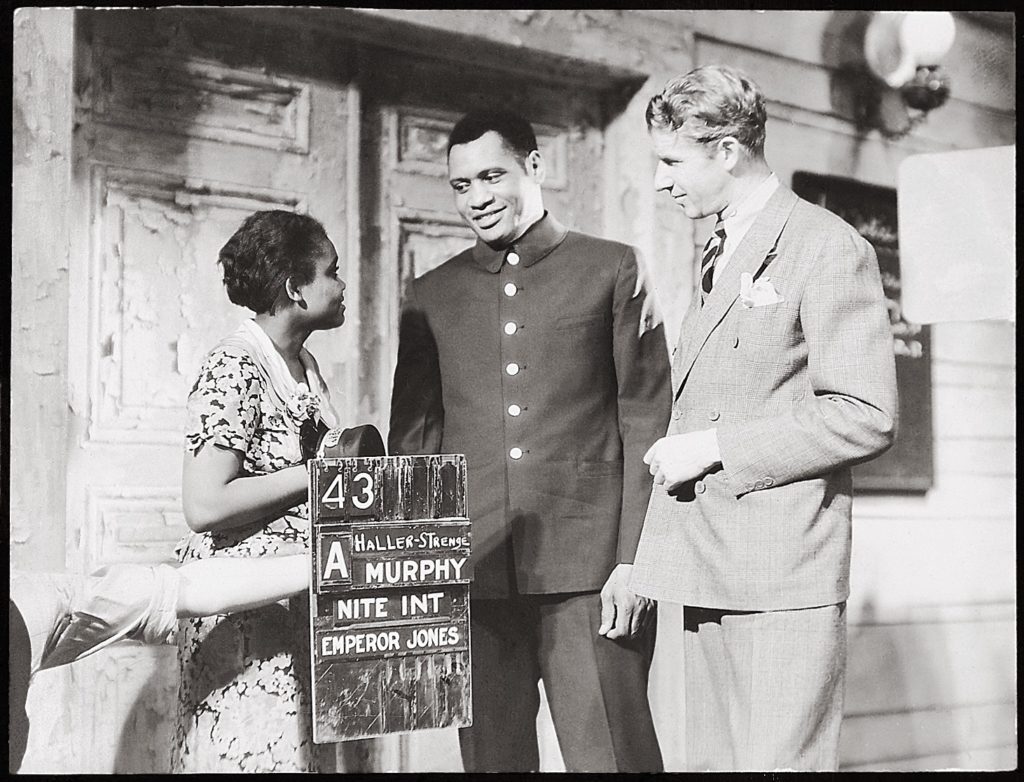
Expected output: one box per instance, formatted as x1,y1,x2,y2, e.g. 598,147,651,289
218,210,329,314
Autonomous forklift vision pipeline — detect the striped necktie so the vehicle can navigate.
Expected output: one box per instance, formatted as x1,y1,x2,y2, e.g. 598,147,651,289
700,216,727,306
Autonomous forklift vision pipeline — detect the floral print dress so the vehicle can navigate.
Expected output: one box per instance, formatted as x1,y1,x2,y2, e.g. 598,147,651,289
170,343,328,772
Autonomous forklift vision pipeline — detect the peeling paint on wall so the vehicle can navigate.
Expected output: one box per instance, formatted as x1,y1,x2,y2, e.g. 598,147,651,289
11,8,74,567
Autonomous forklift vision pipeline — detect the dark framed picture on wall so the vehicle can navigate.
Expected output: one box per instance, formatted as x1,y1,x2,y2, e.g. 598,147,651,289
792,172,934,492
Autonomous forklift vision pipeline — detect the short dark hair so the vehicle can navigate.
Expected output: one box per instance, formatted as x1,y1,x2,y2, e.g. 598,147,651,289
446,109,538,165
218,210,329,315
646,65,767,157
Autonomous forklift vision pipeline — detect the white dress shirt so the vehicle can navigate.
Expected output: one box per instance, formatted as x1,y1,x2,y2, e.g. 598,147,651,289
713,172,780,284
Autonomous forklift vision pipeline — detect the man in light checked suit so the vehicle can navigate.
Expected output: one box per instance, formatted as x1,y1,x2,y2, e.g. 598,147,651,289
630,66,898,771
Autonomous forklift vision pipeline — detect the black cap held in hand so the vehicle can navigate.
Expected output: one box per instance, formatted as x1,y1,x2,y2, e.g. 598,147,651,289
317,424,386,458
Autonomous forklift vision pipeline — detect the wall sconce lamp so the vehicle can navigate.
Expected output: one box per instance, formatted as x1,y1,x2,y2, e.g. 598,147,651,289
861,11,957,139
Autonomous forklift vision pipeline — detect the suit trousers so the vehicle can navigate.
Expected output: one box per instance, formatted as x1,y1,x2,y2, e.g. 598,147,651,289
459,592,663,772
683,602,847,771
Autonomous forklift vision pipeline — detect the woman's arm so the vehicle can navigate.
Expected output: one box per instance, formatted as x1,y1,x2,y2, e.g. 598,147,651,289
175,555,309,617
181,443,308,534
12,557,312,679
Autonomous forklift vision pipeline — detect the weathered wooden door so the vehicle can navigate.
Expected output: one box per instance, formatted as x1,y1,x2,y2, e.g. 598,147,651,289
22,10,358,773
25,10,645,773
357,48,608,772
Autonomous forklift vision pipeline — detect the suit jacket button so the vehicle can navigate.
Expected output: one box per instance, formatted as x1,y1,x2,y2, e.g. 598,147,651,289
753,480,763,490
509,447,523,460
695,481,706,494
709,410,720,421
763,476,774,487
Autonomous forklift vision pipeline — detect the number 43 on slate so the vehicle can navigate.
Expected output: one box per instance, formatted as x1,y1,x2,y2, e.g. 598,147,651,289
319,468,378,517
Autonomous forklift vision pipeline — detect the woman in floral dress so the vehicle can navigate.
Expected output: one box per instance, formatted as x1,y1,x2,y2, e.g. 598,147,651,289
171,210,347,772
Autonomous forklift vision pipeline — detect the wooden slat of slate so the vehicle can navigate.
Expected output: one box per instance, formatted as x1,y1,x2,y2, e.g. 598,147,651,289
404,457,431,521
432,456,467,519
367,455,468,521
378,652,472,734
313,455,469,522
314,650,472,740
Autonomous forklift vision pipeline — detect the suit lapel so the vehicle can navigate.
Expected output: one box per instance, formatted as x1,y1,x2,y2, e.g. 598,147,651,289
669,294,702,390
671,185,800,400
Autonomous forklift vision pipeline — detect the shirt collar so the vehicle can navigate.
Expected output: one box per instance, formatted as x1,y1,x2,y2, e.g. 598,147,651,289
719,172,780,226
470,212,569,273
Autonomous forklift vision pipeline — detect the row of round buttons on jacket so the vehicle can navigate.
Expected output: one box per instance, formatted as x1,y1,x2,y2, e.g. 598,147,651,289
506,250,522,460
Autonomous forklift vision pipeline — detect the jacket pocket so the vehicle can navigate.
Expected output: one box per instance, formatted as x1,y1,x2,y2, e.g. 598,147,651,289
734,299,800,352
553,312,611,356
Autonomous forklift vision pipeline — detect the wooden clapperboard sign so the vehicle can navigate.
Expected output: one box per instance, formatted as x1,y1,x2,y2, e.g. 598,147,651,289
308,454,472,742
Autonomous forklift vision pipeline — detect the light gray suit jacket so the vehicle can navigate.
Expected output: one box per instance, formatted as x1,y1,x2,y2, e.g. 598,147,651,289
630,184,898,611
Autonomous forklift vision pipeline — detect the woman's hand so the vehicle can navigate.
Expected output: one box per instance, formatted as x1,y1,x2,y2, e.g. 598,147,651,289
182,443,309,534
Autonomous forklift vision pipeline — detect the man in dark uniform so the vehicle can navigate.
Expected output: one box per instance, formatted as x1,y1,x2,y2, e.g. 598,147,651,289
388,110,669,772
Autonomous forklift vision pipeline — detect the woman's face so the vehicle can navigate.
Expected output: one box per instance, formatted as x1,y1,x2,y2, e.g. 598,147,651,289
296,239,346,330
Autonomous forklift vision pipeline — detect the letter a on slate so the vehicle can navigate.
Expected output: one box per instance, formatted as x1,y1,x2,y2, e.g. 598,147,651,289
322,541,350,579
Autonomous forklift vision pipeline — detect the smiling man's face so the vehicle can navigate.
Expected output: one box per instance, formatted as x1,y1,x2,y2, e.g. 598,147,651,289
448,130,544,248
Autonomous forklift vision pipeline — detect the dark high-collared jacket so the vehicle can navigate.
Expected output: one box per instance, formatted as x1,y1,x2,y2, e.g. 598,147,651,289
388,213,671,599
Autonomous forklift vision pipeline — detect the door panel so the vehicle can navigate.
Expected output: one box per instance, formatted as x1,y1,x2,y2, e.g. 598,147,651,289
71,13,355,569
25,12,356,774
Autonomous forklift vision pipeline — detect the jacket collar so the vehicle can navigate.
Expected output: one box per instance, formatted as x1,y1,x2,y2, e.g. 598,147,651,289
470,212,569,272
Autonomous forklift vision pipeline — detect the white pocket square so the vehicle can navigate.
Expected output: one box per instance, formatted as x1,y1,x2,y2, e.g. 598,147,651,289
740,273,784,308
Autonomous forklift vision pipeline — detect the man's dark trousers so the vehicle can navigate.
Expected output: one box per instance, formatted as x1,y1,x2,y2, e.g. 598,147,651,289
459,592,662,772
